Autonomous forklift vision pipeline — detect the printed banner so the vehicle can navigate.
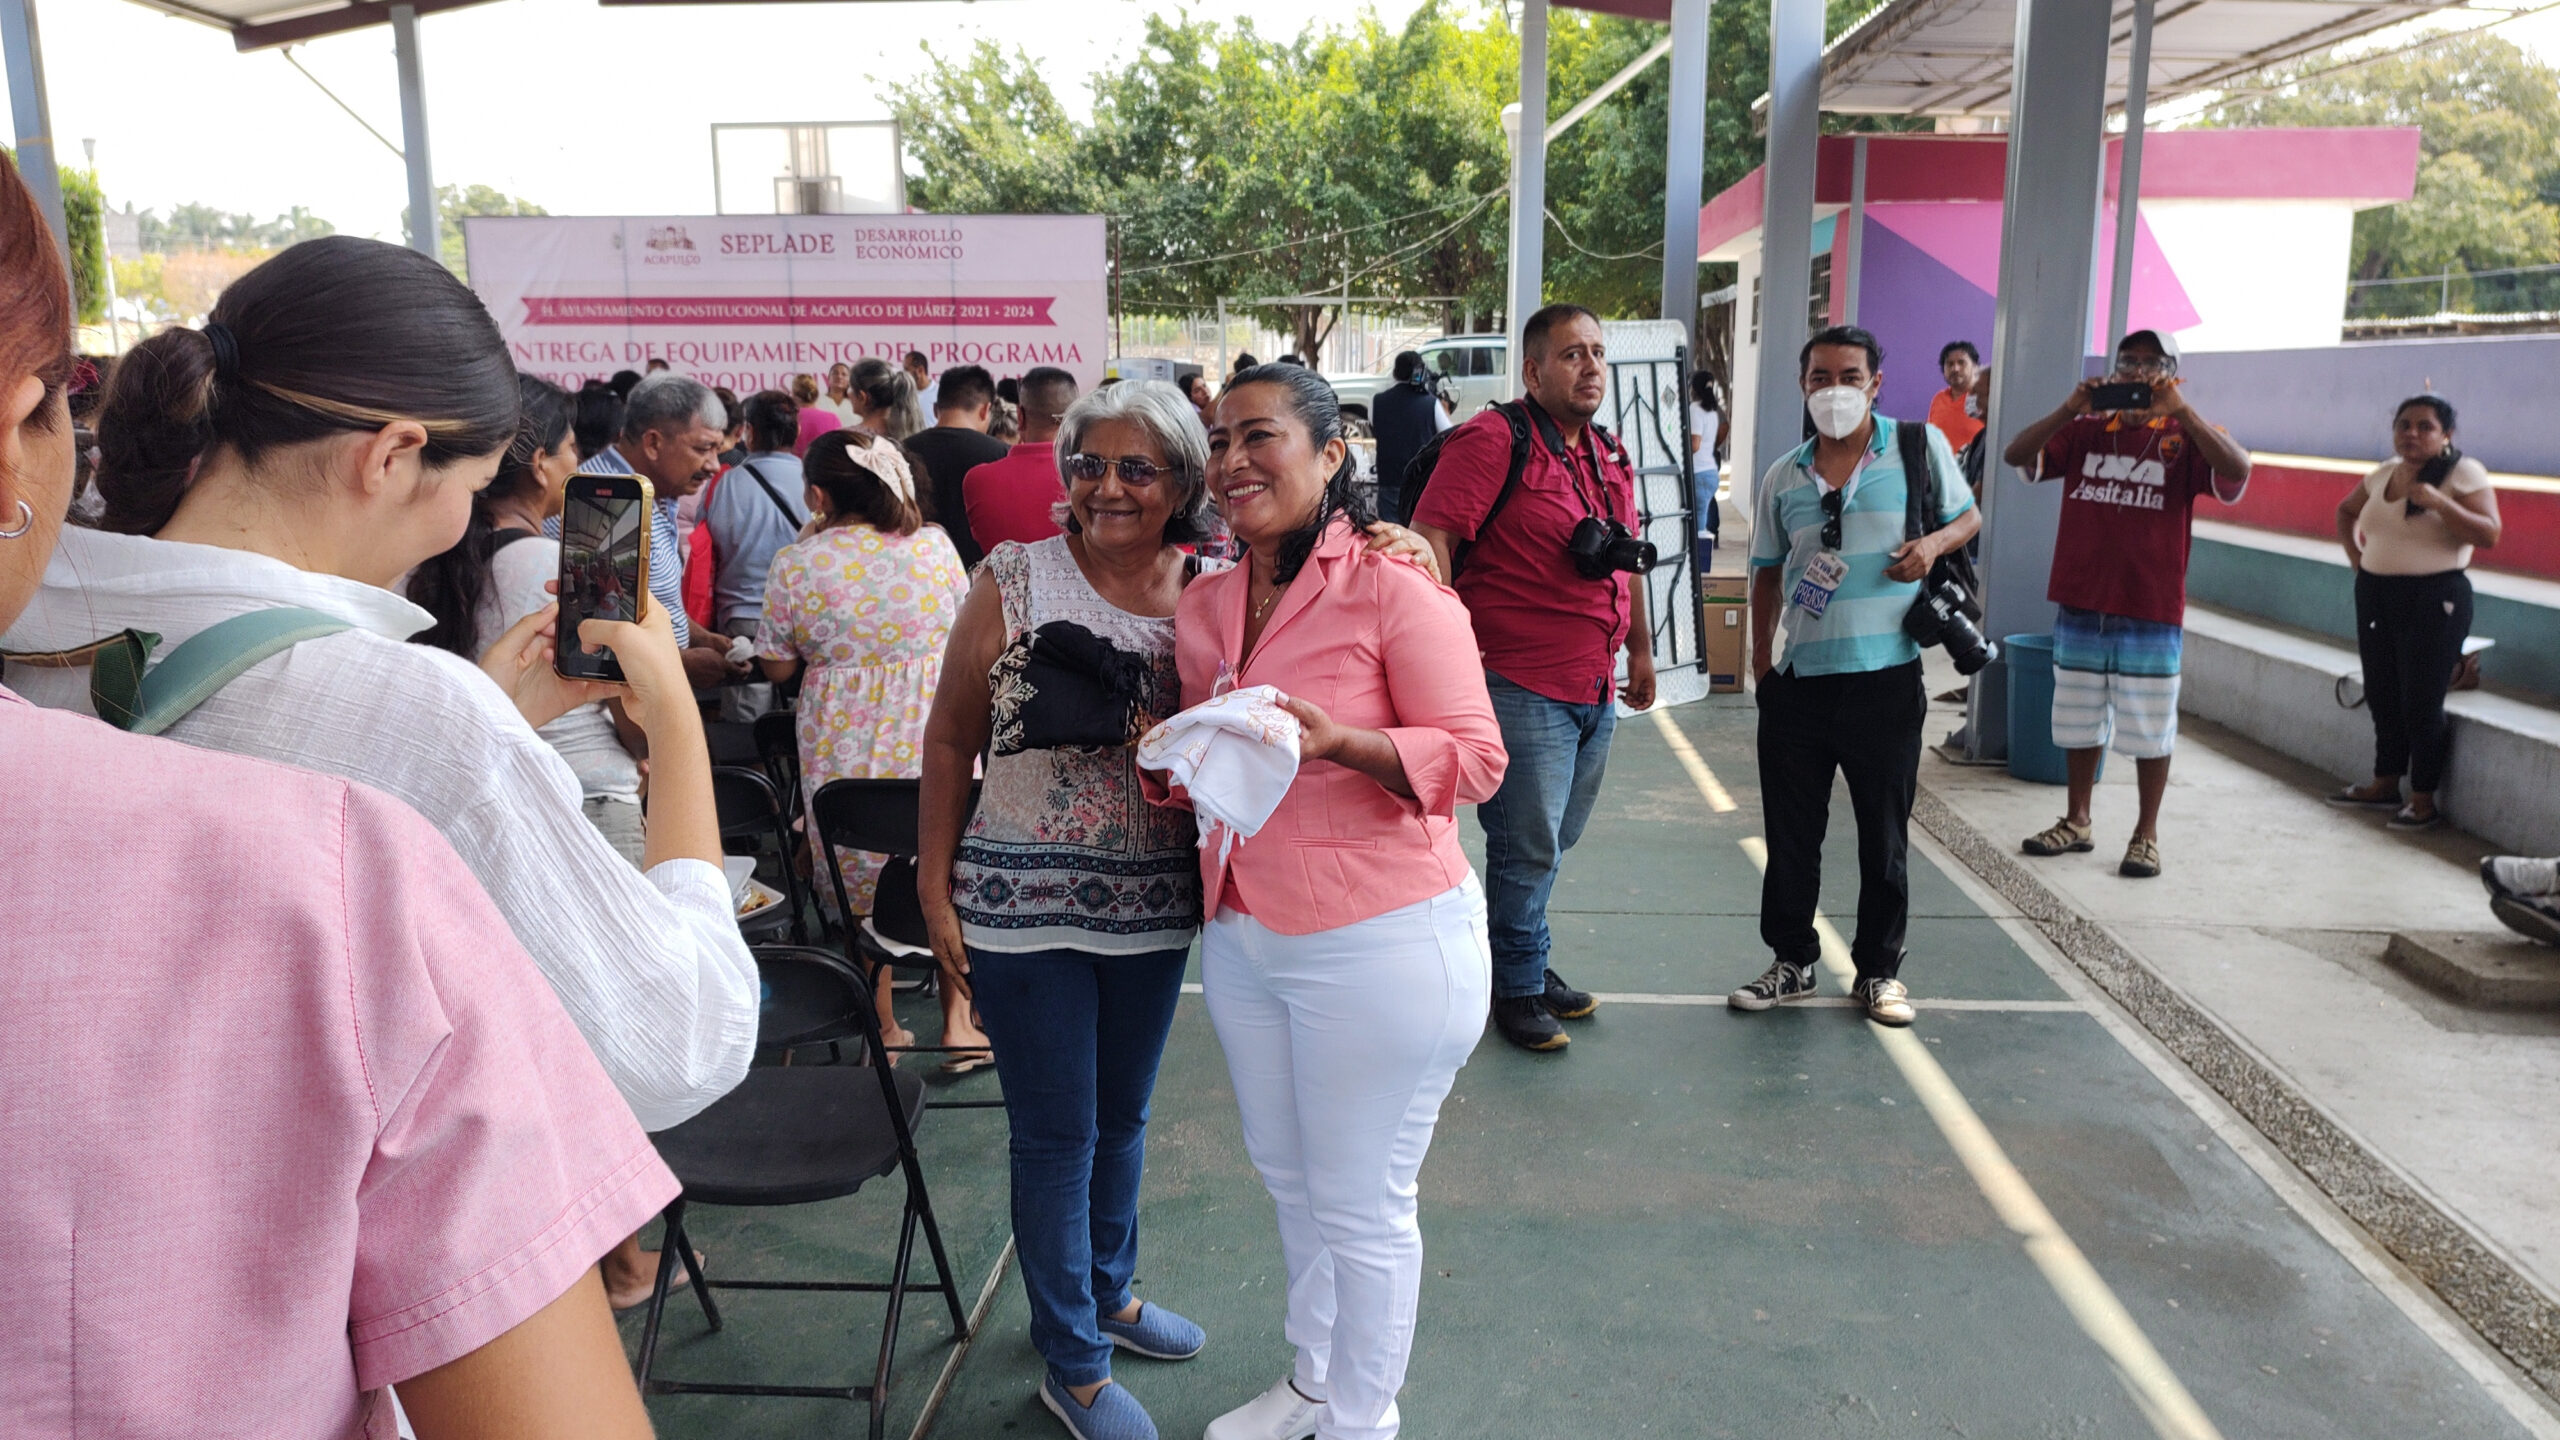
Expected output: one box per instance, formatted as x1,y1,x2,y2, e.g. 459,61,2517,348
463,214,1109,393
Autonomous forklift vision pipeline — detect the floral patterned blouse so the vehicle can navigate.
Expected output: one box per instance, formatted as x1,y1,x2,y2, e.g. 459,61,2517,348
756,522,969,914
954,537,1202,955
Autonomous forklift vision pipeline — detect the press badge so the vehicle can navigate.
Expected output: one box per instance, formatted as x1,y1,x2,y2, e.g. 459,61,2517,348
1791,552,1849,617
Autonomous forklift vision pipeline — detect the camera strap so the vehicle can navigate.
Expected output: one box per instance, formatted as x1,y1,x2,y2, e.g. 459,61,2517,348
1897,420,1984,622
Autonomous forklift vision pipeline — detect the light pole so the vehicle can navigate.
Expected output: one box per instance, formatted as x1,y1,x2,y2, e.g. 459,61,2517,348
82,137,127,355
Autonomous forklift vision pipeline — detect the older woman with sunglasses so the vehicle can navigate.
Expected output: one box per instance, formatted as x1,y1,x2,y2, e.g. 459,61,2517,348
918,380,1437,1440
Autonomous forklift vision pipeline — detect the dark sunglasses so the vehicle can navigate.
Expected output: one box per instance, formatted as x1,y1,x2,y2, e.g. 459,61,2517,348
1819,486,1846,550
1066,452,1170,488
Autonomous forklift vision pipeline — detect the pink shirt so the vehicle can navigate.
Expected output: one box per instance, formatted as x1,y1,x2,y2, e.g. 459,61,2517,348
963,441,1067,552
1157,521,1507,934
0,688,679,1437
796,405,845,456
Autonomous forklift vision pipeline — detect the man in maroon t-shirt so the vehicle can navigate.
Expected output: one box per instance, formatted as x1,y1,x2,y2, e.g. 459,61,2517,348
1413,304,1655,1054
2001,329,2250,880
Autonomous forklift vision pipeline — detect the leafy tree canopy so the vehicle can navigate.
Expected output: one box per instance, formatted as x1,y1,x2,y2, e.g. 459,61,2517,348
411,183,548,280
2199,31,2560,280
887,0,1882,358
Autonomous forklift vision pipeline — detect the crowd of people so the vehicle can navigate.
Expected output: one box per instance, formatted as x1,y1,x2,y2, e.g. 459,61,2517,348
2,133,2533,1440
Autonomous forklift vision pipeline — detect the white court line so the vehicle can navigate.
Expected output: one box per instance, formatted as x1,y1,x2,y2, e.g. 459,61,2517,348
1908,827,2560,1439
1729,836,2224,1437
1181,984,2078,1012
1648,706,1737,811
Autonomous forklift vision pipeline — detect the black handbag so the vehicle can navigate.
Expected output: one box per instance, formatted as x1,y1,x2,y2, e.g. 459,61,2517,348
988,620,1159,756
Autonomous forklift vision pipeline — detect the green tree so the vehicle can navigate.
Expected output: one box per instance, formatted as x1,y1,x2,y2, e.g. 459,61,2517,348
0,150,106,326
409,183,547,280
2201,31,2560,280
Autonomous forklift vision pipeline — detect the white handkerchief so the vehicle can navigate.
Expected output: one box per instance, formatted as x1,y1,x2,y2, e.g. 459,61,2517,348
1137,684,1303,862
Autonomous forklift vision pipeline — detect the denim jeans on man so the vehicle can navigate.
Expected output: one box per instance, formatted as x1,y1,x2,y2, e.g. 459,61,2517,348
967,944,1189,1387
1478,670,1617,1000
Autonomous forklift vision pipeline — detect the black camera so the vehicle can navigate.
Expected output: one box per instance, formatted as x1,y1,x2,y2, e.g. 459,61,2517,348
1903,577,1997,674
1567,516,1656,579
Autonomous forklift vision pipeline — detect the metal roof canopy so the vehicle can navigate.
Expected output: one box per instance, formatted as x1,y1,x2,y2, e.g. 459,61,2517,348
127,0,493,50
1775,0,2473,119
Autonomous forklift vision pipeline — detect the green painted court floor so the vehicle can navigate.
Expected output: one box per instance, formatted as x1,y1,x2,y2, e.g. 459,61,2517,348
627,698,2552,1440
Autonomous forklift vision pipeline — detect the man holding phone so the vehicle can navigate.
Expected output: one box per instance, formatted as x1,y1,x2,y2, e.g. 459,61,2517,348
2001,329,2250,879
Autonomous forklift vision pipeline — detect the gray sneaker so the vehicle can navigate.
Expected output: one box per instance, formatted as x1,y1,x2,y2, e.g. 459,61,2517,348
1729,960,1818,1012
1853,976,1916,1026
2484,855,2560,899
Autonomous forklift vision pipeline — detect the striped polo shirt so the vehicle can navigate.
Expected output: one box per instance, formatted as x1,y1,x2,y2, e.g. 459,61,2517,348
576,445,692,648
1750,415,1973,677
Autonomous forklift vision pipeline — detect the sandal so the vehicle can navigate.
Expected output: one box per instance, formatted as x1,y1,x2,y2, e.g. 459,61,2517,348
939,1049,996,1077
2388,806,2445,832
2023,818,2094,857
2119,835,2162,879
2327,784,2401,809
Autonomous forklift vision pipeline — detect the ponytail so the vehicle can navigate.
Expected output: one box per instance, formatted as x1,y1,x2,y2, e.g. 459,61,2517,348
93,235,519,538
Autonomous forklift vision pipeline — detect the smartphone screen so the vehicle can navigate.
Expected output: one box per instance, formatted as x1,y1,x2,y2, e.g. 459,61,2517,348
2088,381,2153,413
556,473,653,683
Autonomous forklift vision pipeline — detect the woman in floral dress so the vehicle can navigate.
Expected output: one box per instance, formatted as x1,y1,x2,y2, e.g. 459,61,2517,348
756,428,983,1055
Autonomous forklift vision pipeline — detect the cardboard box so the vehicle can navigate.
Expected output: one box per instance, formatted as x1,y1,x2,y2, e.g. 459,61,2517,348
1700,574,1748,693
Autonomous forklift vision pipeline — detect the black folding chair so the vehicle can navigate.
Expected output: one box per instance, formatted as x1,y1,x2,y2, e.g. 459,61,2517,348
711,766,809,945
635,946,971,1440
752,710,804,828
809,777,1002,1110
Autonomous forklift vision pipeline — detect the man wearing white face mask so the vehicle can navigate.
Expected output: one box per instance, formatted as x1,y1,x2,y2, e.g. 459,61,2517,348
1730,326,1980,1027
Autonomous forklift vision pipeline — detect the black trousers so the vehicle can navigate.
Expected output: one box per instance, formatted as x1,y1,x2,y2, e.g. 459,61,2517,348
1756,659,1925,981
2355,569,2473,795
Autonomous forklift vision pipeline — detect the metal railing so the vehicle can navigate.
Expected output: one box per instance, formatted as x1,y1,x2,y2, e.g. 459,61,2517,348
2345,262,2560,322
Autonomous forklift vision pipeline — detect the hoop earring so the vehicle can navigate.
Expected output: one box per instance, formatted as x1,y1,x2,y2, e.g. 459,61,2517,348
0,499,33,540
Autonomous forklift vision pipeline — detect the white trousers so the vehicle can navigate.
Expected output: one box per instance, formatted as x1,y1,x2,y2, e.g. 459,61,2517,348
1202,877,1492,1440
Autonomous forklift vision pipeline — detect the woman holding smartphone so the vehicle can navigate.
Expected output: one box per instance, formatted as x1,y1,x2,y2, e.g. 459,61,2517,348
2330,394,2502,830
0,236,758,1306
0,151,671,1440
1161,365,1507,1440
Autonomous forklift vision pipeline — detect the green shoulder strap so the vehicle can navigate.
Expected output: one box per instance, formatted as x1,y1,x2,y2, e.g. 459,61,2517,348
1,607,354,735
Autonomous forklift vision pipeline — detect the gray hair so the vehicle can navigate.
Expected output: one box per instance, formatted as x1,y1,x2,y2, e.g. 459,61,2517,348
1053,379,1215,546
620,371,724,440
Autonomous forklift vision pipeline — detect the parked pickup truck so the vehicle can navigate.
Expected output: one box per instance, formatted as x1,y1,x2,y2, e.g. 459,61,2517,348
1323,333,1511,433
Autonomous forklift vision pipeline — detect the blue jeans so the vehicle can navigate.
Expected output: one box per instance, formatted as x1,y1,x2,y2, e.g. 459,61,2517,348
968,943,1190,1388
1477,670,1617,1000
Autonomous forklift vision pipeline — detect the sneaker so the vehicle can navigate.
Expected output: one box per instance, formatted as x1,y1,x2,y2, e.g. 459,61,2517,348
1493,995,1568,1052
2023,818,2094,857
2492,893,2560,948
1039,1376,1158,1440
2388,805,2445,832
2119,835,2161,879
1203,1377,1324,1440
1540,967,1597,1020
2484,855,2560,899
1097,1302,1204,1361
1853,976,1916,1026
1728,959,1819,1012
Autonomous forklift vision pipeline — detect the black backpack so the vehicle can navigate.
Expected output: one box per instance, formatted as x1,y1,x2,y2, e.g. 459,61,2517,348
1896,419,1984,620
1399,399,1624,578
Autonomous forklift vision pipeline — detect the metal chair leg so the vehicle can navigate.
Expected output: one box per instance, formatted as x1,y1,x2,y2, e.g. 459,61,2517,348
633,1200,685,1383
902,1150,970,1332
668,1208,721,1332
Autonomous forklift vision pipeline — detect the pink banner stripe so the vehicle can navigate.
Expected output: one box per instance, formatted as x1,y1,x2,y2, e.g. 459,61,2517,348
523,296,1058,327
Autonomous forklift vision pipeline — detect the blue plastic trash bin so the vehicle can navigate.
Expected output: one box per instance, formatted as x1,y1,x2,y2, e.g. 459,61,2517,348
2004,634,2071,785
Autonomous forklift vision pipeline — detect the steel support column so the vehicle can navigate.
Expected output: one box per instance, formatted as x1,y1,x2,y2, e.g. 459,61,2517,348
1964,0,2114,759
0,0,67,262
390,3,439,260
1748,0,1822,487
2107,0,2156,353
1659,0,1711,328
1506,0,1549,399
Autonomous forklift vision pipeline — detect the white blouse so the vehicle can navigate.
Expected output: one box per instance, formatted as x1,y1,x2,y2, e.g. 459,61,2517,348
4,526,757,1132
2353,455,2493,577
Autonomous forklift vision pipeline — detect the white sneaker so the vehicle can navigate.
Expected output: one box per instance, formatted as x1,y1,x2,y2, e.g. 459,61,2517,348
2486,855,2560,898
1203,1377,1322,1440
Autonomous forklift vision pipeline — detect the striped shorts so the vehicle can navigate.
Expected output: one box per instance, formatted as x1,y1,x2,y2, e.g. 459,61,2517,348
2050,606,2182,760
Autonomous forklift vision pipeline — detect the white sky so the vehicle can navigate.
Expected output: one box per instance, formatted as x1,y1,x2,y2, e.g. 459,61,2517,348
12,0,1438,241
7,0,2559,243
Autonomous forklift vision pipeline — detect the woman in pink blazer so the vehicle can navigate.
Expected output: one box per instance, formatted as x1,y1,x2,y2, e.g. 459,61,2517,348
1160,363,1506,1440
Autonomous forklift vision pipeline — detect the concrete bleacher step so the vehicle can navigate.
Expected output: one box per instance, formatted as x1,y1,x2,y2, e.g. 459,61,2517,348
2385,930,2560,1009
2181,602,2560,855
